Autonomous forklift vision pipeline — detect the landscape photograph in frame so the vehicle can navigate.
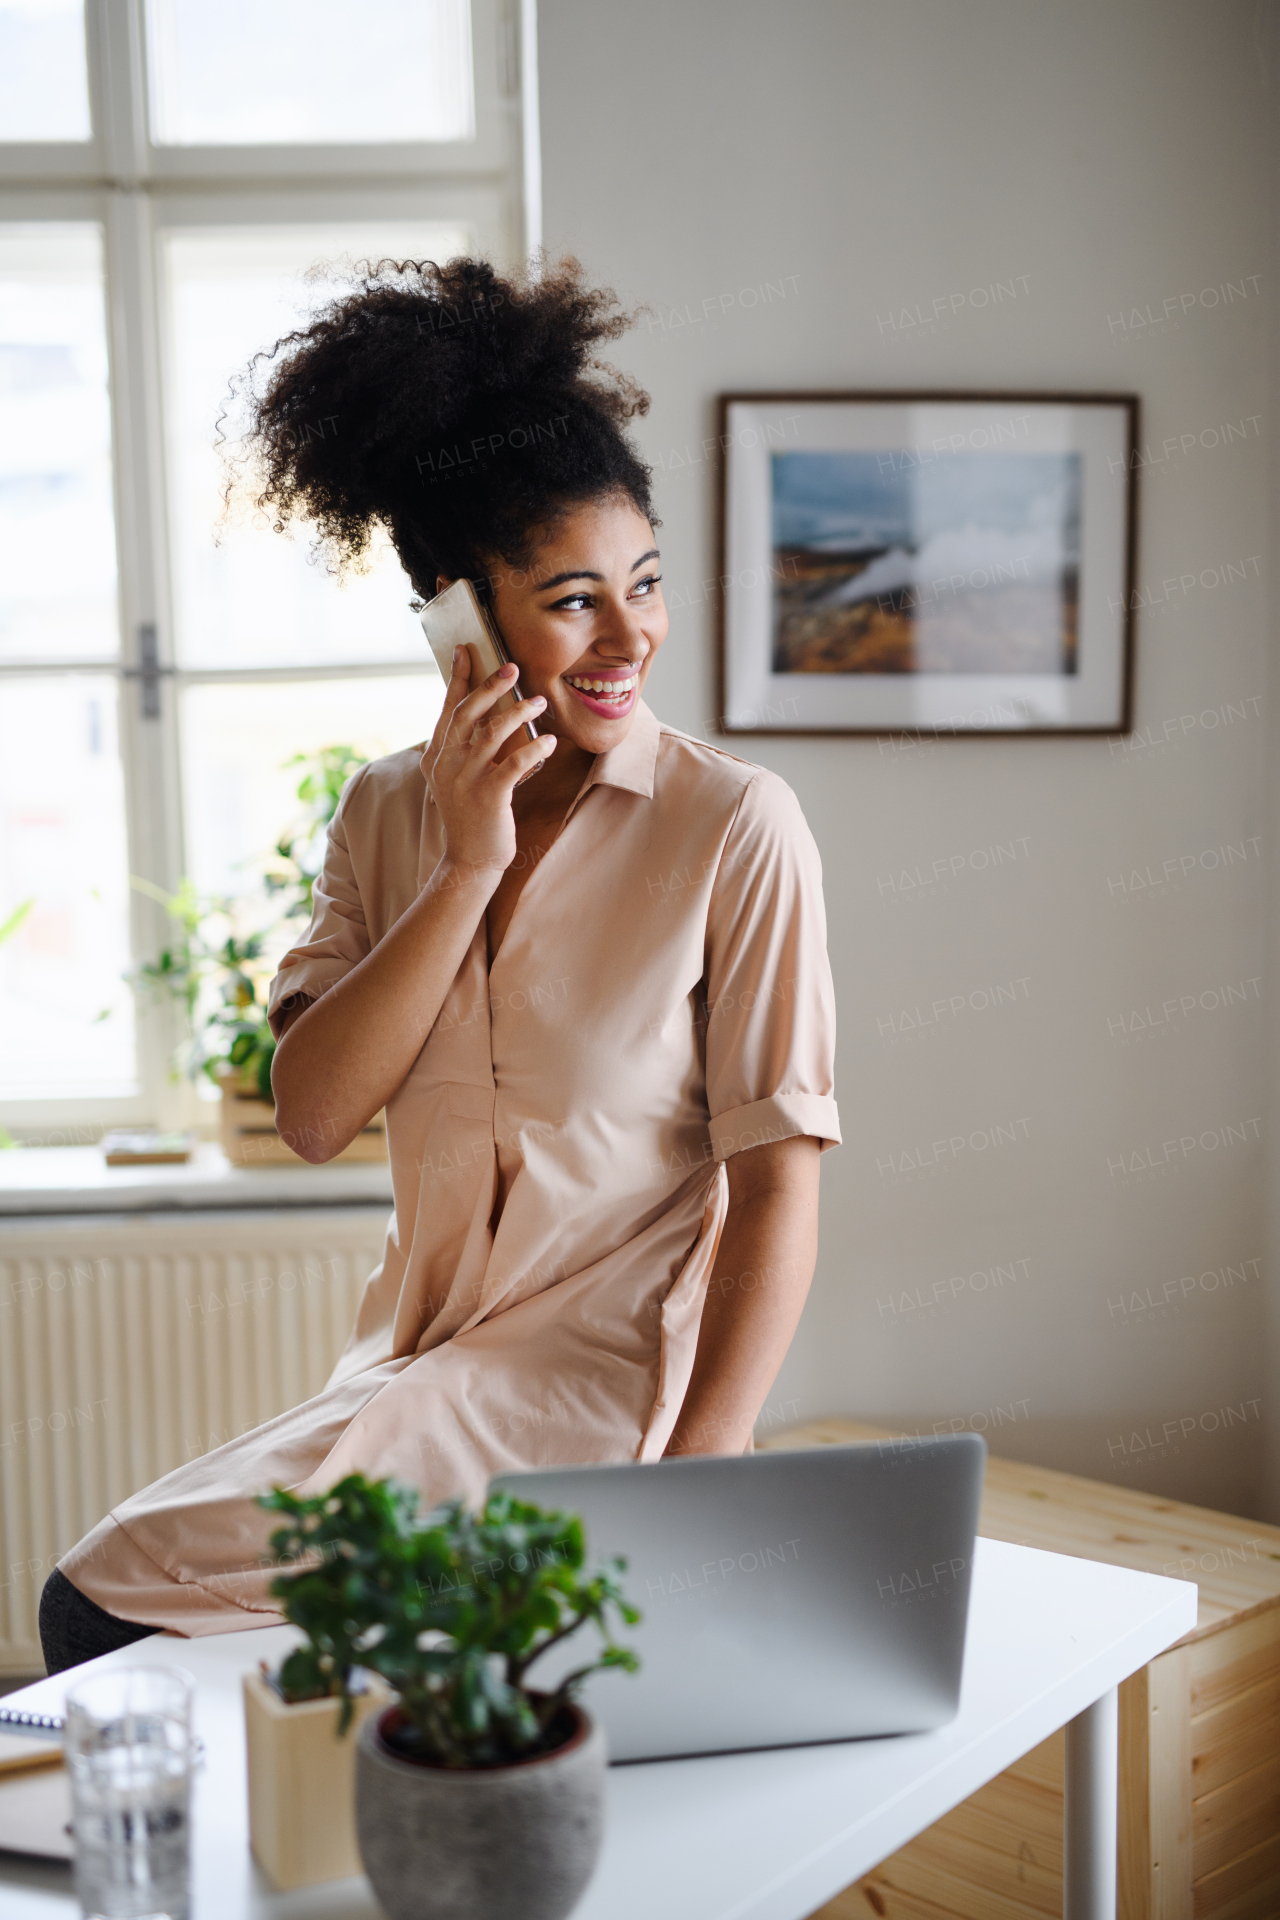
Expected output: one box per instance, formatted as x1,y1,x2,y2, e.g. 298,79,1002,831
718,393,1136,736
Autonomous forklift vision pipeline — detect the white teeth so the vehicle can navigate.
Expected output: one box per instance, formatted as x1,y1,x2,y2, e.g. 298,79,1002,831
566,674,637,697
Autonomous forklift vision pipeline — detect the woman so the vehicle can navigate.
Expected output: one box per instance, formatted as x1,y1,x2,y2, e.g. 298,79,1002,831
41,258,839,1673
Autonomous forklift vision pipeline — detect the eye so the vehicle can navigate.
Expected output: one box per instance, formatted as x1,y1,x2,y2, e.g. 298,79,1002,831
549,591,592,611
630,573,662,598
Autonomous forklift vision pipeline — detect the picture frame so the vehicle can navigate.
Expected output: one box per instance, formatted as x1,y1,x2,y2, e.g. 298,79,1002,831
716,391,1138,737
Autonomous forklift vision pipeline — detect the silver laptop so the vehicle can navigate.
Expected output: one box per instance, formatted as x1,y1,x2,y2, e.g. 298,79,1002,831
490,1433,984,1762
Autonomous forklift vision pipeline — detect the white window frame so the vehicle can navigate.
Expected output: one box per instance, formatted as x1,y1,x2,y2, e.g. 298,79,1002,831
1,0,538,1136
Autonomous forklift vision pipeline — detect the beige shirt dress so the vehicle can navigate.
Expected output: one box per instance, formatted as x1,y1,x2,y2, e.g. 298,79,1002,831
61,702,840,1635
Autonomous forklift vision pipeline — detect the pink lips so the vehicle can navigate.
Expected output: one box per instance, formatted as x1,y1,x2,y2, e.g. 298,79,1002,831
563,682,638,719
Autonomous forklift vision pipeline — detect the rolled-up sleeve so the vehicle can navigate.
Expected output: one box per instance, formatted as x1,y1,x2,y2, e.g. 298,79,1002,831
266,771,374,1037
703,770,840,1161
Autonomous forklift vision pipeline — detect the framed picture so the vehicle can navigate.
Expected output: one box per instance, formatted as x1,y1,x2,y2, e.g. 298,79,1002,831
717,391,1138,736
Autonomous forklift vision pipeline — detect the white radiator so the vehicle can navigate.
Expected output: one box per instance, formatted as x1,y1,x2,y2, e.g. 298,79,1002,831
0,1207,387,1673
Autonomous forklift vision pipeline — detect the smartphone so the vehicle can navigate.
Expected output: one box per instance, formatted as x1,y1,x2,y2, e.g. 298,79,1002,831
419,580,539,746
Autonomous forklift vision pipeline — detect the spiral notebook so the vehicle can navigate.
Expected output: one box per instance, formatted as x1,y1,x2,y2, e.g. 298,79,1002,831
0,1669,69,1737
0,1705,63,1737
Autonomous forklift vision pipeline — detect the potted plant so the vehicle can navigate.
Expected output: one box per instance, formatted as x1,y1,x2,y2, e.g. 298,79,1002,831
126,746,387,1163
256,1473,640,1920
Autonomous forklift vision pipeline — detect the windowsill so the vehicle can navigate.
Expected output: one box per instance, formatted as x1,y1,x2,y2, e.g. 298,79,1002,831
0,1143,394,1216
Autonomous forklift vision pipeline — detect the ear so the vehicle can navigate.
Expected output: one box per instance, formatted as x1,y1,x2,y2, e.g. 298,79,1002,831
436,575,454,596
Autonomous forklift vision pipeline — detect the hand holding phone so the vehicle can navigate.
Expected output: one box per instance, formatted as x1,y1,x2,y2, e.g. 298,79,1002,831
419,588,556,876
420,581,539,746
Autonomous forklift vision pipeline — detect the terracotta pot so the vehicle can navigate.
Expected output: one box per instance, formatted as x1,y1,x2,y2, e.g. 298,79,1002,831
354,1702,606,1920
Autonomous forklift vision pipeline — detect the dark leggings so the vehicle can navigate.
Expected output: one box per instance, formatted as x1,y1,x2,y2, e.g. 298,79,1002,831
38,1567,160,1675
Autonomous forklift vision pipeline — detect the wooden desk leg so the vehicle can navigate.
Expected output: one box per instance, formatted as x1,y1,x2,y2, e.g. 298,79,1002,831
1065,1687,1119,1920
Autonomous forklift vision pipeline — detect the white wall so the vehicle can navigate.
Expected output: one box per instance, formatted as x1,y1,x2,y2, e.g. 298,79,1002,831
540,0,1272,1514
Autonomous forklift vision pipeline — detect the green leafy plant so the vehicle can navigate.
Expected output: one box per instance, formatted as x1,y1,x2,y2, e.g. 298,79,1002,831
128,879,278,1097
256,1474,640,1768
265,745,368,921
126,745,368,1095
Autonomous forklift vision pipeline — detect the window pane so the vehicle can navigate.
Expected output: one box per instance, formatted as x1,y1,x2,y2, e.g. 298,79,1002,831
0,224,120,663
162,225,469,671
0,675,136,1099
146,0,473,146
180,674,443,898
0,1,91,142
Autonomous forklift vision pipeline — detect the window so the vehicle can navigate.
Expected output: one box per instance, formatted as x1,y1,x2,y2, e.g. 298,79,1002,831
0,0,536,1132
144,0,474,146
0,2,91,143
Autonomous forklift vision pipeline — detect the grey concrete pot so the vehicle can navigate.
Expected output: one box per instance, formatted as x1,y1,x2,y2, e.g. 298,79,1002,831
355,1703,606,1920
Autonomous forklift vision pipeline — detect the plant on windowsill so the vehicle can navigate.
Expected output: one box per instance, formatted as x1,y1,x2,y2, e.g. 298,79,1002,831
124,746,380,1165
129,875,279,1097
248,1473,640,1920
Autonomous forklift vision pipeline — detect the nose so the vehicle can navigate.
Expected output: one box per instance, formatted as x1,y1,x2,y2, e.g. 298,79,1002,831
590,596,650,664
593,640,646,667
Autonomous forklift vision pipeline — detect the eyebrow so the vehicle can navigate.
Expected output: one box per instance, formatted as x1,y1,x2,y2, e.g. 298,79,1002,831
535,548,661,593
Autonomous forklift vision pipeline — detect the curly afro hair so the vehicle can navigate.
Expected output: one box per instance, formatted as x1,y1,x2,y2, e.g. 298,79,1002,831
240,254,655,601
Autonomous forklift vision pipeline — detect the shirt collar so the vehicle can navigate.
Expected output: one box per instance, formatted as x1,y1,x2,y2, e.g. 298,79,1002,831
575,697,660,803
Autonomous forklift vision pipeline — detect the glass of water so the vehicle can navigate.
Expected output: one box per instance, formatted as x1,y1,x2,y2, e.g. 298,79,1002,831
65,1666,196,1920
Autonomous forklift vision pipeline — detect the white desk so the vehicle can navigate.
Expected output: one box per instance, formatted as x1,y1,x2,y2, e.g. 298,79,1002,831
0,1538,1196,1920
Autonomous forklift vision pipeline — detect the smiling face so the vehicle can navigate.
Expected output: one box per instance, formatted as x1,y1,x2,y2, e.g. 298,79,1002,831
479,494,668,758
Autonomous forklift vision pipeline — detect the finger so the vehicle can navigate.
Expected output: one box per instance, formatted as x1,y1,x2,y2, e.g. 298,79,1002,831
438,646,474,729
457,695,547,767
448,661,521,740
426,647,474,761
444,662,522,744
494,731,558,790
